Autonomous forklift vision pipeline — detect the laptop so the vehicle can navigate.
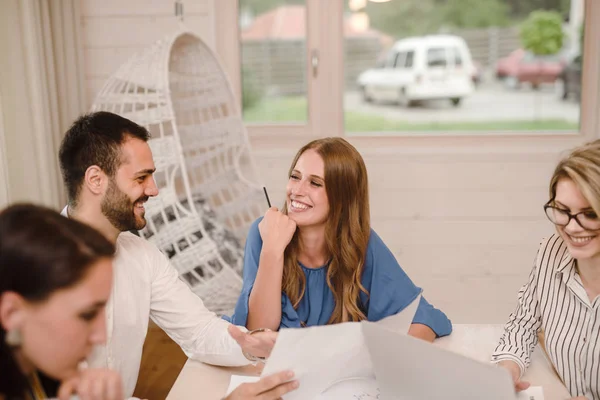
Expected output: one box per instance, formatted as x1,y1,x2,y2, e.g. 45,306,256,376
361,322,519,400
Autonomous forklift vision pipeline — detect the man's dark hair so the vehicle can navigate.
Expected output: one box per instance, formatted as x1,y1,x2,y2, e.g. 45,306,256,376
58,111,150,204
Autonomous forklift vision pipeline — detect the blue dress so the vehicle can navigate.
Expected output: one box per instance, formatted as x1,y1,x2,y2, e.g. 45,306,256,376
225,218,452,337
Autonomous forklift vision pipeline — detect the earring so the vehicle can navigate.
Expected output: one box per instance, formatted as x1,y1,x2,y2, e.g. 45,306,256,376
5,329,22,347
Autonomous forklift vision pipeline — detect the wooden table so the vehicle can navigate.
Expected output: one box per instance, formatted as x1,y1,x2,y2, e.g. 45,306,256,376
166,324,572,400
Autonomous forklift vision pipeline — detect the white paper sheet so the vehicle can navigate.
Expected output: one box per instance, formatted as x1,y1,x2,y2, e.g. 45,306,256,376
315,377,379,400
225,375,260,396
228,367,544,400
518,386,545,400
261,294,421,400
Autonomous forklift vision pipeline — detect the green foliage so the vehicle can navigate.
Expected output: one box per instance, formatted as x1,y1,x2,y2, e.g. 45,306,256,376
504,0,569,19
439,0,510,29
242,96,577,132
241,68,263,111
365,0,510,38
242,95,306,122
519,10,565,55
241,0,568,39
363,0,439,38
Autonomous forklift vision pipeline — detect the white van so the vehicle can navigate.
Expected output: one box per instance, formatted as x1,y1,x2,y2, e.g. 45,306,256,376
356,35,475,107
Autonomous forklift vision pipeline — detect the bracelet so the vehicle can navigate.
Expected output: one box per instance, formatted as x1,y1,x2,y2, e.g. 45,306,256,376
242,328,272,363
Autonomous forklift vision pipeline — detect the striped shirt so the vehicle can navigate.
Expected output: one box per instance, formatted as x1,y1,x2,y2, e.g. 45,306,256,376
492,234,600,400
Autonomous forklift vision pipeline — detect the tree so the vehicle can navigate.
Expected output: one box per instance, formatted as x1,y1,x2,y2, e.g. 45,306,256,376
519,10,565,119
440,0,510,29
505,0,569,19
365,0,440,38
520,10,565,56
365,0,510,38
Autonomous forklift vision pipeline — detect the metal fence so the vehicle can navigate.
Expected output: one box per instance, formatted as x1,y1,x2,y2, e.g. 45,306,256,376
452,26,521,68
241,26,521,96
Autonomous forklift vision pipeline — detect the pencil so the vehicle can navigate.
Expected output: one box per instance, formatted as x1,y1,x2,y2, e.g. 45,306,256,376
263,186,272,208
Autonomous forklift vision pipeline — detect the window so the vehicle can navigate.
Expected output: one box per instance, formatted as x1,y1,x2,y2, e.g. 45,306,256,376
343,0,588,135
394,52,406,68
404,50,415,68
427,48,447,68
453,47,463,67
238,0,308,124
221,0,597,139
385,51,398,68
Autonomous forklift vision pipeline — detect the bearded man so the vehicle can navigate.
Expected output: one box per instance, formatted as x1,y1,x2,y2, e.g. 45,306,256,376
58,112,281,398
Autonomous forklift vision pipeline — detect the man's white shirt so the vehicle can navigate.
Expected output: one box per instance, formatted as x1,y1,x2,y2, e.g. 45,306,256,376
62,207,248,397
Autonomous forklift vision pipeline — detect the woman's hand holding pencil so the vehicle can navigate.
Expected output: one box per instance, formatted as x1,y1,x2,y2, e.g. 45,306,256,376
262,186,272,208
258,207,296,254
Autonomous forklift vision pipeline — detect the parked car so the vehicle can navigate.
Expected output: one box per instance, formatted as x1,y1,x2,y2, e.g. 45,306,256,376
495,48,565,89
495,49,524,79
556,54,582,101
357,35,475,107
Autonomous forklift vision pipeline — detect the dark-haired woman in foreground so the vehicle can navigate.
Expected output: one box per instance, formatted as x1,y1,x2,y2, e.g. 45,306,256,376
0,204,121,400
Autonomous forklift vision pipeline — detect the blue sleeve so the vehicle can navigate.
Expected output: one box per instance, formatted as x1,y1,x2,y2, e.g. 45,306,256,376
363,230,452,338
224,218,302,329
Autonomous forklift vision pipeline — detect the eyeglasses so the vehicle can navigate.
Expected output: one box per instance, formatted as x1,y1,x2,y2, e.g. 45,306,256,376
544,200,600,231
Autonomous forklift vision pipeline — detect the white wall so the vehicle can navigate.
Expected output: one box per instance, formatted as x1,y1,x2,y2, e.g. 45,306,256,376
79,0,579,324
81,0,216,108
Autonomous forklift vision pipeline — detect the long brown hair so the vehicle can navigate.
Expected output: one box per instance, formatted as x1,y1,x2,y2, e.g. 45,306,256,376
281,138,371,324
549,139,600,216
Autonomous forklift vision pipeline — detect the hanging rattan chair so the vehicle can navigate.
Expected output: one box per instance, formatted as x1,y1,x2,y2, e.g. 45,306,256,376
91,31,264,315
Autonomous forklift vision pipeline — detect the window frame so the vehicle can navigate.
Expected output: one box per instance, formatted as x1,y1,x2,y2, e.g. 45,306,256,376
214,0,600,151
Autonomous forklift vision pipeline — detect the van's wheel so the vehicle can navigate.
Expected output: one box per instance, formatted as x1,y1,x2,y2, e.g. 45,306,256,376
450,97,462,107
398,88,414,108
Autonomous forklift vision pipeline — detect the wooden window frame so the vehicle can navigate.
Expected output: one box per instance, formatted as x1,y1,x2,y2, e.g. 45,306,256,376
214,0,600,153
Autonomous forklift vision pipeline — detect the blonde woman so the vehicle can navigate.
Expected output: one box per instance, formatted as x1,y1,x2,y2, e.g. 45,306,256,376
493,139,600,400
227,137,451,341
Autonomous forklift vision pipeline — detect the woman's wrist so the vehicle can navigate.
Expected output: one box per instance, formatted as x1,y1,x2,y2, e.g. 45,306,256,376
260,244,285,260
497,360,522,382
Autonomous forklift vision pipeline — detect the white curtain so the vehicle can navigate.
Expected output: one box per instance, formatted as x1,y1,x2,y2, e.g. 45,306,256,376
0,92,10,209
0,0,86,208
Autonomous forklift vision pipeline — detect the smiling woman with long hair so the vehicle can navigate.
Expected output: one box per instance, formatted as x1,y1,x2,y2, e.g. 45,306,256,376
227,138,451,341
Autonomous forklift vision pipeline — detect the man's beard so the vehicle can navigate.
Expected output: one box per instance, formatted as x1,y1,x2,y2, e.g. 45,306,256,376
101,179,148,232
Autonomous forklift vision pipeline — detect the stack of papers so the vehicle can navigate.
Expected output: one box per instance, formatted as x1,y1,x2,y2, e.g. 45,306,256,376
226,375,545,400
226,293,545,400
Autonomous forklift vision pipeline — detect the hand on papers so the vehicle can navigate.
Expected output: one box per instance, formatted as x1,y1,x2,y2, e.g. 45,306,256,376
58,369,123,400
258,208,297,254
225,370,299,400
229,325,278,360
497,360,531,392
